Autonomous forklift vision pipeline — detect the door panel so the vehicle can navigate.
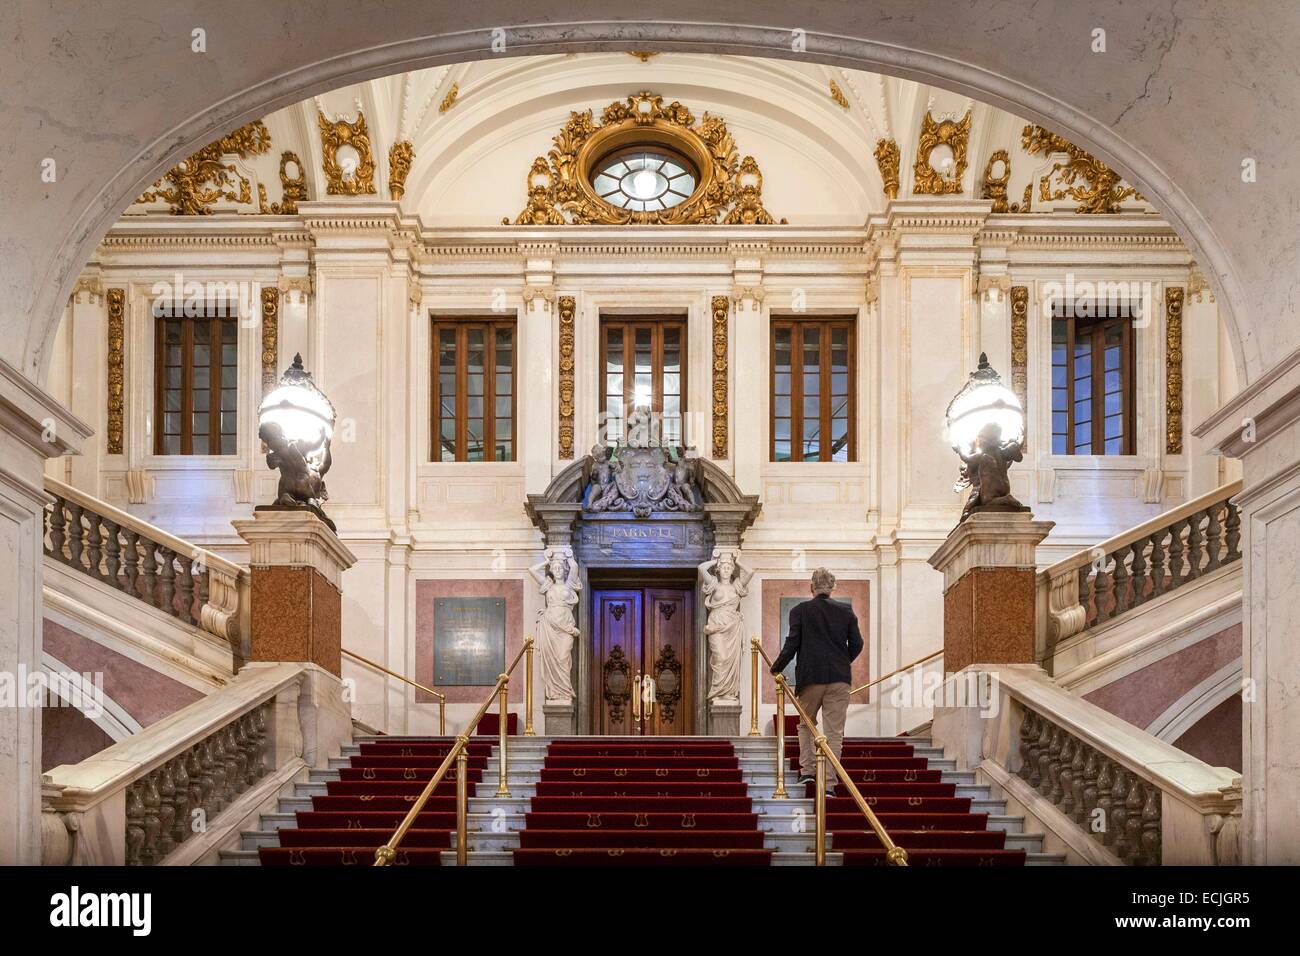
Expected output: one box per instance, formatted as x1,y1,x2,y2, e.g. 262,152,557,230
644,588,693,735
592,587,694,735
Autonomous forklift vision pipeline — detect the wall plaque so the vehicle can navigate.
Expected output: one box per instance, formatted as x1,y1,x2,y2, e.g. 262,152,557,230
433,597,506,685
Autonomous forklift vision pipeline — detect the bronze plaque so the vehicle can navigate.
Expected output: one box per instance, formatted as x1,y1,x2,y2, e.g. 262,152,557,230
433,597,506,685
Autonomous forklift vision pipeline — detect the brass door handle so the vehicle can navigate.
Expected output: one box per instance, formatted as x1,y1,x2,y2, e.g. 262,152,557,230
642,674,656,718
632,672,642,721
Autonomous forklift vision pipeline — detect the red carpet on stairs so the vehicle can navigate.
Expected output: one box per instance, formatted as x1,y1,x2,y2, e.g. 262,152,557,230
782,739,1027,866
514,739,772,866
258,738,492,866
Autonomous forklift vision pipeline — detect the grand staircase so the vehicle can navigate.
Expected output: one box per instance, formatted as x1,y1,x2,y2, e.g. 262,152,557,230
222,730,1064,866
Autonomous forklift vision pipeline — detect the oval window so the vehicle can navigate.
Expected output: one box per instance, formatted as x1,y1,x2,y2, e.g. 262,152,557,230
590,147,698,213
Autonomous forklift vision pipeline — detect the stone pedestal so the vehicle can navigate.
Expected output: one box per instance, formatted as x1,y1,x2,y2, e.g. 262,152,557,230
927,511,1054,673
708,698,742,736
232,509,357,677
543,700,575,735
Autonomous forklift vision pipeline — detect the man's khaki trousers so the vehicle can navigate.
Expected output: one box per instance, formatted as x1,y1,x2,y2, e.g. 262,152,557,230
796,682,850,786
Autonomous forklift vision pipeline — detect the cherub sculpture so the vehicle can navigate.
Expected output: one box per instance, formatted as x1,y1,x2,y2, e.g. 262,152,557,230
955,421,1028,523
585,443,625,512
259,418,334,529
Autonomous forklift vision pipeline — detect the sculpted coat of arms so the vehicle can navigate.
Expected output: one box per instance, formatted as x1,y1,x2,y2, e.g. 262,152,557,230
583,437,702,519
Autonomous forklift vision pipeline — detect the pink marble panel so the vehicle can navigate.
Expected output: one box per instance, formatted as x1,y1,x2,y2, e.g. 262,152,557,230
415,579,525,704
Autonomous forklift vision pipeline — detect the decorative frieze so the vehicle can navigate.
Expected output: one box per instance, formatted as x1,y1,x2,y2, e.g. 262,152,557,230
557,295,576,460
711,295,729,459
260,287,279,392
106,288,125,455
1165,286,1184,454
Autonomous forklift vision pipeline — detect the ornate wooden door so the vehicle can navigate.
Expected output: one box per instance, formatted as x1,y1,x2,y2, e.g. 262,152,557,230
592,588,694,735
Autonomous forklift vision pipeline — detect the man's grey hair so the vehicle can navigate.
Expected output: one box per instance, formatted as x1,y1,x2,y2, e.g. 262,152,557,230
811,567,836,595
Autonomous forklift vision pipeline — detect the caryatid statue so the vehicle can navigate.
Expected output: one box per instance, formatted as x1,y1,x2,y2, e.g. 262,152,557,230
529,547,583,703
698,551,754,700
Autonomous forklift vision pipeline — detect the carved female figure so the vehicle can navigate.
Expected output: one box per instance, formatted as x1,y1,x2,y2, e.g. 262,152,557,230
529,548,583,702
698,551,754,700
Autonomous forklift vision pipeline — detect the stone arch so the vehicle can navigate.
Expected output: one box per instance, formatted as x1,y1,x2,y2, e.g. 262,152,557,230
11,12,1279,386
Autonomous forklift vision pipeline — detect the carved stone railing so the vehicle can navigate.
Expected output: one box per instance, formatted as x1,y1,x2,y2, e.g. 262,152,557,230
1039,479,1242,649
42,662,350,865
932,665,1242,866
42,476,245,656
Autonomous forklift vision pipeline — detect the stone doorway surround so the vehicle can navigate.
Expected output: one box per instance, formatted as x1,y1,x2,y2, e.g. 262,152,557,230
526,452,759,734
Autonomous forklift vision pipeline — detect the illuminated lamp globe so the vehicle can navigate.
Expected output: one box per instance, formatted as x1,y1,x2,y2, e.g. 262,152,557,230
257,353,337,529
945,352,1024,456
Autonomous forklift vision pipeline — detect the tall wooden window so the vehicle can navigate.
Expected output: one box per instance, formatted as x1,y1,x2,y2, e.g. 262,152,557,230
1051,303,1135,455
600,317,686,445
771,318,855,462
154,311,238,455
433,318,516,462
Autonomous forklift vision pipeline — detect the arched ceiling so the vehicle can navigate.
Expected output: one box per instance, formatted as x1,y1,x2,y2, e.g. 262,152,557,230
123,53,1151,227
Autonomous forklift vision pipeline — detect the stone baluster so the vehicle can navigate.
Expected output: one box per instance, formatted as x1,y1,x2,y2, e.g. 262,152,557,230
157,547,177,617
102,519,122,590
1093,557,1114,625
1110,768,1131,860
1017,710,1037,781
1111,546,1131,616
1058,736,1077,815
65,502,85,570
1129,538,1149,608
47,497,67,560
195,565,210,628
175,553,196,626
208,733,229,812
121,529,140,599
139,542,158,607
1167,519,1187,589
185,746,207,830
199,739,219,816
155,763,177,858
250,705,269,783
1185,509,1205,581
1095,758,1115,846
125,783,145,866
1224,499,1241,561
1204,502,1225,571
84,511,104,580
1045,726,1065,803
1077,566,1093,628
224,723,245,796
1148,530,1168,599
169,754,191,848
1123,777,1145,862
138,772,162,866
1069,743,1088,825
1080,747,1100,828
1033,719,1053,791
1139,783,1162,866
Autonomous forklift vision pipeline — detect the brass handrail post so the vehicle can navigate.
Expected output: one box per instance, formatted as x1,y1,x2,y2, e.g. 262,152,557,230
773,680,788,799
748,636,760,736
496,674,511,798
455,739,470,866
523,635,536,736
814,737,827,866
439,698,446,736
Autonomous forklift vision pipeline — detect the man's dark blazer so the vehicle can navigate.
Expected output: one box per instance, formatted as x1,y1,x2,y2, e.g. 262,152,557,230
771,593,864,692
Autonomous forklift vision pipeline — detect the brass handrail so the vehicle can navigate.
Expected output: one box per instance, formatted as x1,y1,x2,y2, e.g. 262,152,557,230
850,649,943,697
373,637,533,867
342,648,446,735
752,639,908,866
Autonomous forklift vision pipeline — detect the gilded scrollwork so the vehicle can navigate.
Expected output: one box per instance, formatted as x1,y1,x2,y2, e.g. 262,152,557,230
1010,286,1029,450
257,151,308,214
137,120,272,215
506,92,782,226
318,110,376,195
388,140,415,200
873,138,900,200
1165,287,1184,454
912,111,971,195
711,295,729,458
260,287,279,392
1022,124,1143,214
107,288,125,455
557,296,576,459
828,80,850,110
